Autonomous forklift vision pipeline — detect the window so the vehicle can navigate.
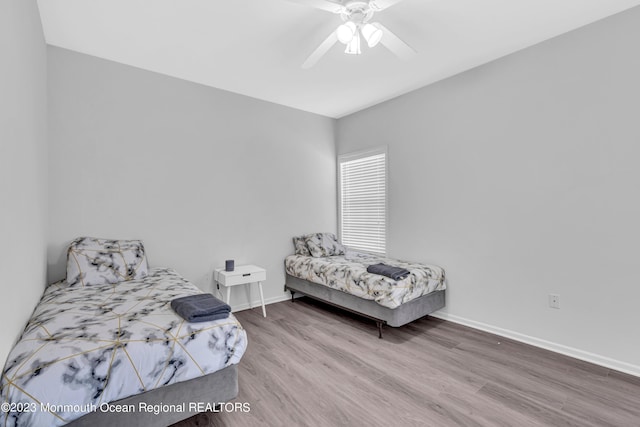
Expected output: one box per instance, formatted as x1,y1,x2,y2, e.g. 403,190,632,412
338,147,387,255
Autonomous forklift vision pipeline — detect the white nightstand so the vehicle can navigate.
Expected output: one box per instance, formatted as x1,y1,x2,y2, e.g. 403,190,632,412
214,264,267,317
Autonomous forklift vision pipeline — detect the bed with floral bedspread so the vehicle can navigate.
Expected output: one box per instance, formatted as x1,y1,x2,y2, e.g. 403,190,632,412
286,234,446,336
0,268,247,427
285,250,446,309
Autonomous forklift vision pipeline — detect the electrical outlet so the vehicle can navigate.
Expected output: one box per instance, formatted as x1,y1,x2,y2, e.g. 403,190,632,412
549,294,560,309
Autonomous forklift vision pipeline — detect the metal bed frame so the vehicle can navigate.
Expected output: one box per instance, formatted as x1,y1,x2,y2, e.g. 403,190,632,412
285,274,445,338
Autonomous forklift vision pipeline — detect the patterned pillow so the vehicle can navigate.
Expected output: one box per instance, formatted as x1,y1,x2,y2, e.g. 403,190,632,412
304,233,346,257
292,236,311,256
66,237,149,287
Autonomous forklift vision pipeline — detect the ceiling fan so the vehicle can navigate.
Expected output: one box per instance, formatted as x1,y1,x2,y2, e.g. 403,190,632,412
293,0,417,68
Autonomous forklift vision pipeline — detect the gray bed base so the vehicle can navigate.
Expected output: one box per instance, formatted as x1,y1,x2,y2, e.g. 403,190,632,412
66,364,238,427
284,274,445,338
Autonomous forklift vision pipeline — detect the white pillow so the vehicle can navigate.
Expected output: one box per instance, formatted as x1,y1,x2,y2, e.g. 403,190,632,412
66,237,149,287
304,233,345,257
292,236,311,256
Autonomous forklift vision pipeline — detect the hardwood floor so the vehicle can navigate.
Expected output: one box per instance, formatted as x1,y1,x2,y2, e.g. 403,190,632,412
174,298,640,427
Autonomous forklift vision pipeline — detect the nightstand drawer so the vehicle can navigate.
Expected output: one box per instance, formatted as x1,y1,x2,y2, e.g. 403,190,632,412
221,270,266,286
216,265,267,286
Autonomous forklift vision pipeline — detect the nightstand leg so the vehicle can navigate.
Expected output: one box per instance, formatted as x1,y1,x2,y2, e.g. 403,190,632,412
246,284,252,309
226,286,231,307
258,281,266,317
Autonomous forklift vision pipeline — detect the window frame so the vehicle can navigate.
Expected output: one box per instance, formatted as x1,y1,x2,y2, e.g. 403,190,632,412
337,146,388,256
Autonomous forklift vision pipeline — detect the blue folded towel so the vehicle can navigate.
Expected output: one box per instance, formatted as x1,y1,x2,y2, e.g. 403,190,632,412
170,293,231,322
366,263,411,281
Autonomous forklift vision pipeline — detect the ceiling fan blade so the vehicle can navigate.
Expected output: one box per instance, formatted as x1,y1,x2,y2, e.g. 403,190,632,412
285,0,344,13
302,30,338,69
377,23,416,60
370,0,405,12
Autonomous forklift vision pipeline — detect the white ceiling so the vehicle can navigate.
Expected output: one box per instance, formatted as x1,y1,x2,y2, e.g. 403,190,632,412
37,0,640,118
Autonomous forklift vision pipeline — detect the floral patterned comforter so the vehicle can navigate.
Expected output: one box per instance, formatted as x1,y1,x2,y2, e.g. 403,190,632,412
0,268,247,427
285,251,446,309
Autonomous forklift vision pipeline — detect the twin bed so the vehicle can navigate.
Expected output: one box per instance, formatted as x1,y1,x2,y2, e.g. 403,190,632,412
285,233,446,337
0,239,247,427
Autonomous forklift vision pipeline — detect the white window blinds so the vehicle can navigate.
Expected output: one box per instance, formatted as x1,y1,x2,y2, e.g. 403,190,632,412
338,148,387,255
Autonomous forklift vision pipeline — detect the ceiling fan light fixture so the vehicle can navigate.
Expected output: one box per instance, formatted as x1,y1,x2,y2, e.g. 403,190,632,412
336,21,357,44
361,22,383,47
300,0,415,68
344,32,361,55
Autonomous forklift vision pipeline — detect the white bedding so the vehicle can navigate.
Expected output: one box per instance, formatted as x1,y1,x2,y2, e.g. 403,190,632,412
0,268,247,427
285,251,446,309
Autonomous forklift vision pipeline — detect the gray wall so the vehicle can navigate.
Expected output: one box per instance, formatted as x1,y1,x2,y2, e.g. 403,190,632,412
47,47,336,308
0,0,48,362
337,7,640,372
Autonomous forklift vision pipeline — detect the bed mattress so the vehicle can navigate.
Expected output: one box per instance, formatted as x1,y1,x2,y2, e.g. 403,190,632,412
285,251,445,309
0,268,247,427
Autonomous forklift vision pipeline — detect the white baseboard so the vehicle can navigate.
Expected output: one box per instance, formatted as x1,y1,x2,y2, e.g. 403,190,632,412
230,294,292,313
430,312,640,378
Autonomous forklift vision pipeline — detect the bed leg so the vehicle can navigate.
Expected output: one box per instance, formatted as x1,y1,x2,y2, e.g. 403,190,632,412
291,291,295,303
377,321,383,339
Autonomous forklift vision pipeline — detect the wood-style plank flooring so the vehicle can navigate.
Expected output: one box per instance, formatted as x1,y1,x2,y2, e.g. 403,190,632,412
174,298,640,427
